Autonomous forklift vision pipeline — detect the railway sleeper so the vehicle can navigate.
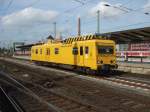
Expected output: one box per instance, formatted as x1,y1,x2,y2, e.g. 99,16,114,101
45,96,61,101
57,101,73,108
68,106,87,112
61,103,81,110
49,98,66,104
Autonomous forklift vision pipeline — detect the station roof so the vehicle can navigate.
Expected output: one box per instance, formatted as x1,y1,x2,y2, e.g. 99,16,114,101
102,27,150,43
16,43,43,49
16,27,150,49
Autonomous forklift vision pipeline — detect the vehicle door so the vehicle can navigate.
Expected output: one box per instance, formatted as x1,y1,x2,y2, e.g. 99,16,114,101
45,48,50,62
79,46,84,66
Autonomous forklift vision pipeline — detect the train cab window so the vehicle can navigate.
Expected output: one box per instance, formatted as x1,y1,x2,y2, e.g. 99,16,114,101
55,48,59,54
97,46,114,54
80,46,83,55
40,49,42,54
72,47,78,55
35,49,38,54
85,47,89,54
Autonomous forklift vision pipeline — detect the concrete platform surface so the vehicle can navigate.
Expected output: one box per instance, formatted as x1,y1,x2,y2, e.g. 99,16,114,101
117,62,150,75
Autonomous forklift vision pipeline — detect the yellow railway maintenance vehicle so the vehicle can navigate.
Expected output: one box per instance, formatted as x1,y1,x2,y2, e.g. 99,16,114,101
31,34,118,74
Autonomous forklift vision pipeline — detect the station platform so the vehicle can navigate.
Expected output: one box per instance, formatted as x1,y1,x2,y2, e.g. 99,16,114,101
12,55,30,60
117,61,150,75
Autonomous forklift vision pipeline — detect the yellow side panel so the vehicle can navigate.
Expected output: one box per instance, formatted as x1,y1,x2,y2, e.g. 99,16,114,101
31,39,116,71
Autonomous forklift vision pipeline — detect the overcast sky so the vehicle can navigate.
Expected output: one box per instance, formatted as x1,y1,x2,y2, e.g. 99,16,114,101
0,0,150,46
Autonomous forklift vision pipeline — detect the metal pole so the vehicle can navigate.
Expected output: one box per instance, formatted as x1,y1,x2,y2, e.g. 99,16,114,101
97,10,100,34
78,17,81,36
53,22,56,38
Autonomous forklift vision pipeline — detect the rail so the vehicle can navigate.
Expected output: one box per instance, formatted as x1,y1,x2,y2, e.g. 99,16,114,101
0,86,25,112
0,71,66,112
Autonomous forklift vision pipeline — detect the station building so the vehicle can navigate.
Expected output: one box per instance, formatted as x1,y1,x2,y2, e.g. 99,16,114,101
13,42,44,60
103,27,150,63
13,35,54,60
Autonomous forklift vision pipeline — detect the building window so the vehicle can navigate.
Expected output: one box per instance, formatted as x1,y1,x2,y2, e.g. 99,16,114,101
80,46,83,55
85,47,89,54
35,49,38,54
72,47,78,55
55,48,59,54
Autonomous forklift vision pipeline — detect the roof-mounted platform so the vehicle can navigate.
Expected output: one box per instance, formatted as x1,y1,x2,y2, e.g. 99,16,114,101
64,34,105,44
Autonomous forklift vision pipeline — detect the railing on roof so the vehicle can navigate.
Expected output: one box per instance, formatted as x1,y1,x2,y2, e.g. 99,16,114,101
63,34,105,44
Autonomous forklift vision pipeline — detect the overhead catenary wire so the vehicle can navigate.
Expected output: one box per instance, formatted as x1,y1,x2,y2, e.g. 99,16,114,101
59,1,150,36
25,0,41,8
102,21,150,32
2,0,150,39
53,0,95,36
58,1,135,36
121,0,135,6
73,0,85,5
3,0,14,14
80,10,150,34
55,0,94,18
6,0,13,9
81,17,150,33
1,0,41,14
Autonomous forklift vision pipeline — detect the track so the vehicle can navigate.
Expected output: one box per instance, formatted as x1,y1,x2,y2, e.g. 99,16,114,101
0,86,25,112
0,71,59,112
10,57,150,90
2,57,150,93
25,83,97,112
1,58,150,112
104,76,150,91
0,71,98,112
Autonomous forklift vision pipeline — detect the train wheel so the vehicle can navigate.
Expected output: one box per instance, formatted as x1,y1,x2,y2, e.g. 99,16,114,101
86,68,95,75
76,67,85,74
34,61,40,65
99,70,110,75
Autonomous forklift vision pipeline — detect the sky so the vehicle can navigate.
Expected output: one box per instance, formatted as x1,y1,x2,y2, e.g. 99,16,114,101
0,0,150,47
